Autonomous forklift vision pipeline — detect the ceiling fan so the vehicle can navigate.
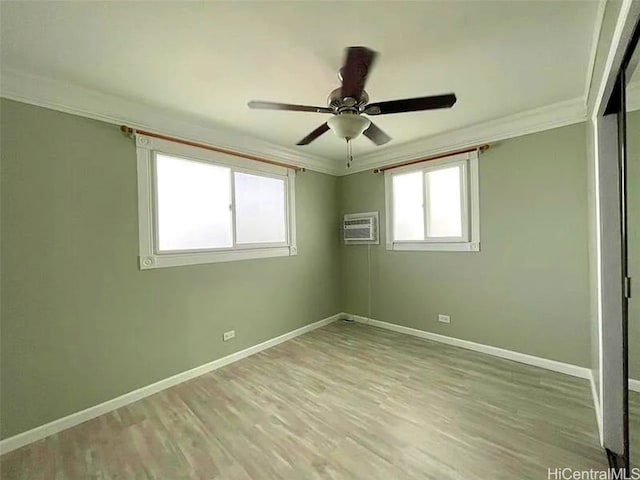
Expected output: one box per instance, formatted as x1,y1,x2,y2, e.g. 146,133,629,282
247,46,457,161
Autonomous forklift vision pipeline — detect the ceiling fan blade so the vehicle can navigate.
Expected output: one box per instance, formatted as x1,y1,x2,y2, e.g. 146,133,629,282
363,122,391,146
248,100,333,114
297,122,330,145
364,93,457,115
340,46,377,100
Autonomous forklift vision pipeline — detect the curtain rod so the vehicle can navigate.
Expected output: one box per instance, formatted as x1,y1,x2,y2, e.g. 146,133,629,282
120,126,305,172
373,144,490,173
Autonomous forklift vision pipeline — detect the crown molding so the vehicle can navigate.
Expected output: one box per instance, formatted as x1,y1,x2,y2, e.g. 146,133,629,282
1,68,590,177
0,68,341,176
342,97,587,175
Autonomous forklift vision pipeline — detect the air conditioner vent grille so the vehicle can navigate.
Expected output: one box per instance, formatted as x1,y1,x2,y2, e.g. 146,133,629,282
343,212,379,245
345,219,371,226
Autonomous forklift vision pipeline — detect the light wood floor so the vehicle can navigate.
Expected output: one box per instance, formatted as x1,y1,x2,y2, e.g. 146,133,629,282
1,321,608,479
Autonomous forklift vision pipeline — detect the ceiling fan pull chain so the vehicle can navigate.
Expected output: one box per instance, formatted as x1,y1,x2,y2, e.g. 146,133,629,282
346,138,353,169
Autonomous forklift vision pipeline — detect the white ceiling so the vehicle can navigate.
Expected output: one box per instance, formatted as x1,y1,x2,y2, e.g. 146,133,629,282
1,1,599,160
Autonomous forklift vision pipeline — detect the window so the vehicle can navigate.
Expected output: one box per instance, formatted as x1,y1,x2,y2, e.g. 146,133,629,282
136,134,296,269
233,172,287,245
384,150,480,252
155,154,233,251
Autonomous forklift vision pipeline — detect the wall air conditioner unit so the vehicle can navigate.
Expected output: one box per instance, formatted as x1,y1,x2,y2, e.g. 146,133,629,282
344,212,379,245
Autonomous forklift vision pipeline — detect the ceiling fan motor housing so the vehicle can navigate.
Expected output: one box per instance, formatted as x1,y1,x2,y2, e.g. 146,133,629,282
328,87,369,112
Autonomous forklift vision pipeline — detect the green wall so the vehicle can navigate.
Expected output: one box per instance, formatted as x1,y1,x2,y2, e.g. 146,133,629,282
628,110,639,380
339,123,591,367
0,99,342,439
1,98,598,441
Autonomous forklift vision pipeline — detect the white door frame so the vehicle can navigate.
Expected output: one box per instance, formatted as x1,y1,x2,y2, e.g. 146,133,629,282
586,0,640,459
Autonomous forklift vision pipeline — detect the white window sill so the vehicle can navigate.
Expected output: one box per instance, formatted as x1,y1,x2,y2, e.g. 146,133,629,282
387,242,480,252
140,246,296,270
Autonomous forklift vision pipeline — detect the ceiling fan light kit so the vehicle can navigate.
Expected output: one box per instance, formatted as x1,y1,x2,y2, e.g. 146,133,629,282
327,114,371,141
248,46,457,168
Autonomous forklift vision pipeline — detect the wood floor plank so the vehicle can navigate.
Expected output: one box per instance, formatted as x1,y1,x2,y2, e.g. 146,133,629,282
1,322,611,479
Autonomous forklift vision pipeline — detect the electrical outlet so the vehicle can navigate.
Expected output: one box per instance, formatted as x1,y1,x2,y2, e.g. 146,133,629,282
223,330,235,342
438,314,451,324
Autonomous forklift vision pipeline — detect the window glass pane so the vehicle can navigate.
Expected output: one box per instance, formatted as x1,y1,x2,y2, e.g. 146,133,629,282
393,171,424,241
234,172,287,244
155,154,232,251
426,165,462,238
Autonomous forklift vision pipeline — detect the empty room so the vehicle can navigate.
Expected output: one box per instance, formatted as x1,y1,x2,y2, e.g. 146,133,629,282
1,1,639,479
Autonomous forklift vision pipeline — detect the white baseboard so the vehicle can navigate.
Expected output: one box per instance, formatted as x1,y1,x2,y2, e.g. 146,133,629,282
347,314,640,444
0,313,342,455
590,370,603,446
345,314,591,379
2,312,632,456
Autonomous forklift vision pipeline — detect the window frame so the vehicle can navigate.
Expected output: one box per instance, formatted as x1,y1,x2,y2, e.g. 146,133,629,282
384,150,480,252
136,134,297,270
